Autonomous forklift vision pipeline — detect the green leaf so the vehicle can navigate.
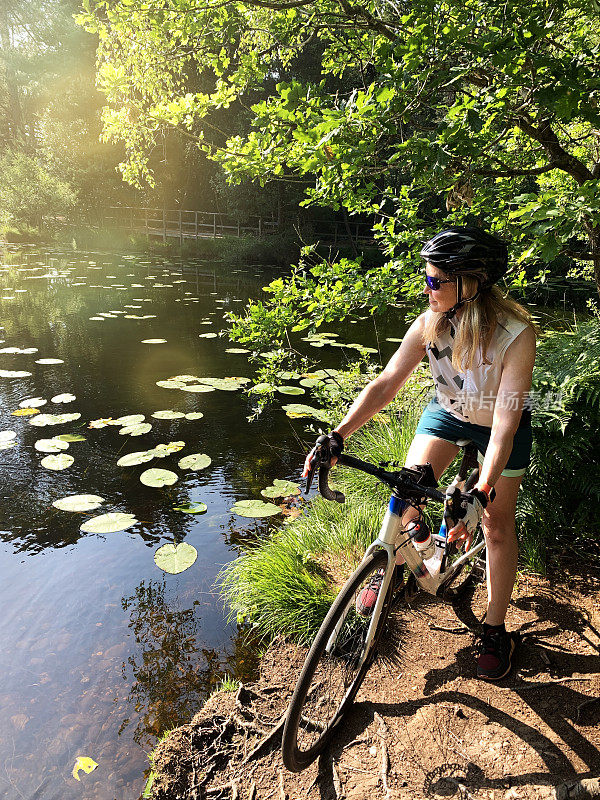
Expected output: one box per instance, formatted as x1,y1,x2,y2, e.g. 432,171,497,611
172,502,208,514
154,542,198,574
80,512,138,533
178,453,211,470
140,468,178,487
53,494,104,512
230,499,281,518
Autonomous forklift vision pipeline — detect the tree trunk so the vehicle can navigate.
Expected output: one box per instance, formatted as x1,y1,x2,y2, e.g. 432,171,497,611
589,225,600,300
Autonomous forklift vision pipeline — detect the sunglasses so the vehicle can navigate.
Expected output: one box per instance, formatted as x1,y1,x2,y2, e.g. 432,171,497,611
425,275,456,290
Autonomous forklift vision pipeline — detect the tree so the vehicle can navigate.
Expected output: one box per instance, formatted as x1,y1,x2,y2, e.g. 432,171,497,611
79,0,600,343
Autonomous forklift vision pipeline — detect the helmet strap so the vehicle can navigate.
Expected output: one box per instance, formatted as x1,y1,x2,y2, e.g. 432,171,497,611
443,276,482,319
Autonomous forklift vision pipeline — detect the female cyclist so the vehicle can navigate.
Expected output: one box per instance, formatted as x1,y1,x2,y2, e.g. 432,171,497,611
303,226,536,681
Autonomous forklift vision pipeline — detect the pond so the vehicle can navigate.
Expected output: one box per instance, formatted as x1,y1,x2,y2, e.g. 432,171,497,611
0,246,410,800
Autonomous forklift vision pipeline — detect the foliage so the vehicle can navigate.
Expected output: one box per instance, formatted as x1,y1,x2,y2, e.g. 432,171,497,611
80,0,600,348
517,316,600,571
0,151,76,227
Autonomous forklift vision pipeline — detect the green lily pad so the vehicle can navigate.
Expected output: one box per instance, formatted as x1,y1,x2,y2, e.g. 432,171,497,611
20,397,46,408
150,441,185,457
0,430,17,442
119,423,152,436
299,378,324,388
225,348,250,354
230,500,281,518
276,371,301,381
51,393,76,403
35,358,64,365
173,502,207,514
171,375,201,382
261,479,301,498
178,453,211,471
117,450,155,467
29,413,81,427
152,410,185,419
53,494,104,512
198,332,218,338
277,386,305,396
35,438,70,453
41,453,74,470
0,370,32,378
0,441,17,450
154,542,197,574
141,338,167,344
156,379,187,389
115,414,145,426
56,433,86,442
386,337,403,343
185,412,204,420
281,404,332,423
80,512,138,533
249,383,275,394
140,468,178,487
181,384,215,393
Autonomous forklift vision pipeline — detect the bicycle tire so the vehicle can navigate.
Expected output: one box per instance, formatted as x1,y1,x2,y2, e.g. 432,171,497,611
282,548,391,772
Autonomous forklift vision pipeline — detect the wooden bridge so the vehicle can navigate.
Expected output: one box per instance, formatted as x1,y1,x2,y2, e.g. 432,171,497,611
100,206,376,245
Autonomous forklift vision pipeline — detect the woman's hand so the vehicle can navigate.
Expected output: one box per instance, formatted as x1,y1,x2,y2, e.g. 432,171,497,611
302,431,344,477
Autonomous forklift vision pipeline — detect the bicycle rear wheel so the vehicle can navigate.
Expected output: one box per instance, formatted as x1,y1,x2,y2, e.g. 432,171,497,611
282,548,392,772
439,528,486,600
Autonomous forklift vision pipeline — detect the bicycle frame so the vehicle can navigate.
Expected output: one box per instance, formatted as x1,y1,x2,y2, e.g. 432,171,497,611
325,489,486,666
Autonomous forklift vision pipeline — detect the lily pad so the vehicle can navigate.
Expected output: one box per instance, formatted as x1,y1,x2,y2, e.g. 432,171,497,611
178,453,211,471
80,512,138,533
181,384,215,393
0,370,32,378
277,386,305,396
117,450,155,467
281,404,332,423
230,499,281,518
19,397,46,408
150,441,185,457
198,332,218,338
51,393,76,403
29,413,81,427
141,338,167,344
299,378,324,388
184,412,204,420
115,414,145,426
41,453,74,470
0,430,16,442
261,479,301,498
156,379,186,389
35,438,70,453
0,441,16,450
35,358,64,365
386,337,403,343
140,468,178,487
173,502,207,514
56,433,86,442
12,407,39,416
119,423,152,436
154,542,198,574
225,348,249,354
152,410,185,419
53,494,104,512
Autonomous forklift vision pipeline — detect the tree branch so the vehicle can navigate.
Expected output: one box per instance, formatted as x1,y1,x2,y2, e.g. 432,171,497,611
336,0,398,41
514,114,594,185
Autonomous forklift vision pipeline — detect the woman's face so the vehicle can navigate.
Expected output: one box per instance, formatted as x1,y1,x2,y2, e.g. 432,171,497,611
424,262,458,313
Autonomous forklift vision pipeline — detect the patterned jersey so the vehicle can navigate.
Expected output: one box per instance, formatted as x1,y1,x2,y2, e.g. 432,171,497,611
425,311,529,427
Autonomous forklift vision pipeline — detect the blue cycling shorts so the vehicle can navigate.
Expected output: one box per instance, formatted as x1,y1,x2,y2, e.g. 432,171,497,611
415,398,532,477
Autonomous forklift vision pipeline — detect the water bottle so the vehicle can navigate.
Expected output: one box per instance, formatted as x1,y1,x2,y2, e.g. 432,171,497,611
407,520,435,561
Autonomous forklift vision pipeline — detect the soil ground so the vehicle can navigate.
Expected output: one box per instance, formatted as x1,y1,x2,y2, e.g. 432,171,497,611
149,571,600,800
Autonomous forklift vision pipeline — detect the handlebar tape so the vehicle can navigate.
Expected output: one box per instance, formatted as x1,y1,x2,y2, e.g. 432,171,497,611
318,463,345,503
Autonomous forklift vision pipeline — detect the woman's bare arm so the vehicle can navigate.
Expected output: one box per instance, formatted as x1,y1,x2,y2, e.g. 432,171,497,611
334,313,428,440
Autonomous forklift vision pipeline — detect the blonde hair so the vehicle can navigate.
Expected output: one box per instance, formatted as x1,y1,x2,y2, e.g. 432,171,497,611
423,277,537,372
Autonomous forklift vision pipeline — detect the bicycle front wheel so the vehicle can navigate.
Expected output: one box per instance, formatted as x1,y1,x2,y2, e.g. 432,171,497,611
282,548,391,772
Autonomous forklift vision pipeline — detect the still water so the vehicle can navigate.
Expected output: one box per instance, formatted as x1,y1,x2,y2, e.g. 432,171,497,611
0,247,408,800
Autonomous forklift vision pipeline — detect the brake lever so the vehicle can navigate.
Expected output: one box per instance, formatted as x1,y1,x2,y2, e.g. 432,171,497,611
305,458,318,494
305,434,329,495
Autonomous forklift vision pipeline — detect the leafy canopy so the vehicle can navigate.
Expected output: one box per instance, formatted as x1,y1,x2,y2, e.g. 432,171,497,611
80,0,600,343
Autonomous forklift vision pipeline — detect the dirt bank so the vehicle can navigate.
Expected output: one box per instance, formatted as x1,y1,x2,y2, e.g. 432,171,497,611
148,572,600,800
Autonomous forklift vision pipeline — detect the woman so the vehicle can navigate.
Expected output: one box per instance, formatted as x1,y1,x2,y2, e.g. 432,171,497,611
303,226,536,681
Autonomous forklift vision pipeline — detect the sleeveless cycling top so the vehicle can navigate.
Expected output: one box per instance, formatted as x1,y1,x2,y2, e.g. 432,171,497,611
425,311,529,427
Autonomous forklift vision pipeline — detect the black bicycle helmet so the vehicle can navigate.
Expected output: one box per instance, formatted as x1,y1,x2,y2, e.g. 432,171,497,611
420,226,508,316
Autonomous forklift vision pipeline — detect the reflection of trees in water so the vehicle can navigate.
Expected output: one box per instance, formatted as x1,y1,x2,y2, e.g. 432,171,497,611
119,578,261,749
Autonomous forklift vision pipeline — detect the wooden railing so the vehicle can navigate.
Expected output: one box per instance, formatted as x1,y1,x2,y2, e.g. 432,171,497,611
101,207,278,242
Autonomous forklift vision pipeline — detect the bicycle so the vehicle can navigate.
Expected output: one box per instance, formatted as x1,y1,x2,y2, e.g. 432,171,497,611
281,437,489,772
